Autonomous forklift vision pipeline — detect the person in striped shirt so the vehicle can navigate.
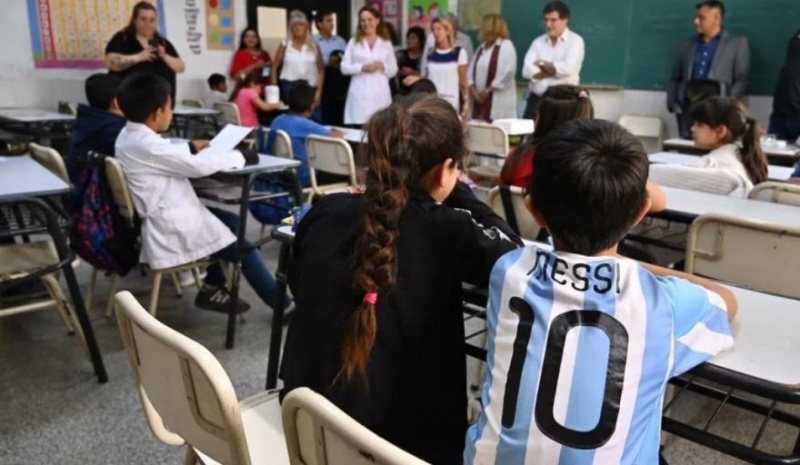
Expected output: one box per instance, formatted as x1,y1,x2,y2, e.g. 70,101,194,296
465,119,738,465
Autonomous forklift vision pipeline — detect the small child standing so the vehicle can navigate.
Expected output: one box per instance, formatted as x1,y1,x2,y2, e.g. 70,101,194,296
229,72,284,128
205,73,229,107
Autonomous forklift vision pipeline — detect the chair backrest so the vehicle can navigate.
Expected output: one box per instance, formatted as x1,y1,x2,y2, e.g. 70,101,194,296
58,100,77,116
487,185,541,240
749,182,800,207
618,115,663,154
29,142,69,182
649,164,750,197
282,387,429,465
466,122,509,158
686,214,800,299
273,129,294,159
182,98,205,108
104,157,138,227
114,291,252,465
214,102,242,126
306,134,358,192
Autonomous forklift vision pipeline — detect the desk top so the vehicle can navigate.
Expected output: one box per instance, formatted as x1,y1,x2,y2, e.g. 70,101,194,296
329,126,366,144
659,186,800,226
216,154,300,176
0,155,71,201
173,106,221,117
712,287,800,386
0,107,75,123
649,151,794,181
663,138,799,159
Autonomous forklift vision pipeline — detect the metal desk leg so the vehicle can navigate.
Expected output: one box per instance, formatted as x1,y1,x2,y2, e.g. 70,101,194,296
225,174,254,349
265,240,291,390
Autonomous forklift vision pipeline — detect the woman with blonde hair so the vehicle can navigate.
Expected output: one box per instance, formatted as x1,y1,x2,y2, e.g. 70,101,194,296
271,10,325,120
469,14,518,121
341,6,398,125
405,17,469,118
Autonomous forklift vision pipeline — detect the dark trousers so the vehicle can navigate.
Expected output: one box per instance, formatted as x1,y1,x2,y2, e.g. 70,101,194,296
769,112,800,142
676,110,694,140
204,207,280,310
523,92,541,120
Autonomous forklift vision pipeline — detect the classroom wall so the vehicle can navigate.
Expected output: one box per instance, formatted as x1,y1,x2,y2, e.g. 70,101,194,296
0,0,248,109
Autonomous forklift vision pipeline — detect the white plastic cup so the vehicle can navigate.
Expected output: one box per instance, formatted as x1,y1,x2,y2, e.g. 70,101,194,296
266,85,280,104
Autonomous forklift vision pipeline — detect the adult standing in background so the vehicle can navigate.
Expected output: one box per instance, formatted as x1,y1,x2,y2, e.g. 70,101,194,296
667,1,750,139
770,28,800,143
341,6,397,126
105,1,184,106
469,14,518,121
314,11,347,66
229,27,272,80
521,1,585,119
421,12,474,75
395,26,426,95
272,11,325,121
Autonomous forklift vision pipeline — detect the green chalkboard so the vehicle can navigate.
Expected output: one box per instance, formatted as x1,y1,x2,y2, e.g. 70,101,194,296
496,0,800,95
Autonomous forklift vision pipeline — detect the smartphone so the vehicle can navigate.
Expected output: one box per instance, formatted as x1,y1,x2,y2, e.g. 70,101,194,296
262,66,271,78
148,37,160,48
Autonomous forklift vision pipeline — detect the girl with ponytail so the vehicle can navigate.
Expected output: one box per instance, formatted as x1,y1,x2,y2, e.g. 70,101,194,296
281,94,521,464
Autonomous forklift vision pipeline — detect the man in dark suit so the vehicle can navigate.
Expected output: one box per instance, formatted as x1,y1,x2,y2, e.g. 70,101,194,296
770,29,800,143
667,1,750,138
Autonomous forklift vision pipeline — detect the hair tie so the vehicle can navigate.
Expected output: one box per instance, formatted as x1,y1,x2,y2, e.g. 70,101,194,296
578,90,589,99
363,292,378,305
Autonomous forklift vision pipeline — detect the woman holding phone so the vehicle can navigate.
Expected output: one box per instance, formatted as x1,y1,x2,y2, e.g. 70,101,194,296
105,1,185,106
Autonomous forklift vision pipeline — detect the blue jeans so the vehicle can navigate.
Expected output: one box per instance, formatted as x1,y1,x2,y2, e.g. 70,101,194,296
205,207,281,310
769,113,800,142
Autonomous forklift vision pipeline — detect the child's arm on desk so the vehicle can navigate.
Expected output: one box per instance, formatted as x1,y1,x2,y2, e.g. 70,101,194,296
145,140,245,178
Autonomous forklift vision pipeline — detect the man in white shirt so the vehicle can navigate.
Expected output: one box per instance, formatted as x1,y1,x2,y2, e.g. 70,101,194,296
521,1,585,119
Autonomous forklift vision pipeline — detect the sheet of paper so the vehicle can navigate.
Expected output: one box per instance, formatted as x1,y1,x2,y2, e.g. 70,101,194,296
199,124,253,155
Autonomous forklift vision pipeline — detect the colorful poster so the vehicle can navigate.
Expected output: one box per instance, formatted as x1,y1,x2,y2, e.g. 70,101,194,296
206,0,235,51
27,0,166,69
367,0,400,43
407,0,449,30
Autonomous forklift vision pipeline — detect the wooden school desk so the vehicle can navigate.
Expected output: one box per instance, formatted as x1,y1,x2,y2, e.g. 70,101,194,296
0,155,107,383
649,151,794,182
663,138,800,166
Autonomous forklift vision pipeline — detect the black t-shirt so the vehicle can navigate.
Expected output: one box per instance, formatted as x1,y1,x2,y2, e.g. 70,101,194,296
774,29,800,117
105,31,180,105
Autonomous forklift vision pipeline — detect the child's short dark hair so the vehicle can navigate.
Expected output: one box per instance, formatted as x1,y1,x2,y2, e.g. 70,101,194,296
409,78,437,94
529,119,650,255
117,72,172,124
287,80,316,113
208,73,226,90
85,73,123,110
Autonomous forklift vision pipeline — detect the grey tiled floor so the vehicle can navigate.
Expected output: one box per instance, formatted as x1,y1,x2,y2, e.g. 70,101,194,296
2,215,798,464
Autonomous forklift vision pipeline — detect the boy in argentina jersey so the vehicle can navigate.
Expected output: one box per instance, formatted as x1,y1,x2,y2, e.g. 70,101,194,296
465,119,737,465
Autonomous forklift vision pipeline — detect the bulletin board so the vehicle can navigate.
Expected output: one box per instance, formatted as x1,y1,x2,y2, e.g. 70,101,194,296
206,0,236,50
27,0,167,69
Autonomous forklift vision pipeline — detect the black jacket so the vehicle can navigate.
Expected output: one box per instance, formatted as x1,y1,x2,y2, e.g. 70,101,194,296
281,183,521,464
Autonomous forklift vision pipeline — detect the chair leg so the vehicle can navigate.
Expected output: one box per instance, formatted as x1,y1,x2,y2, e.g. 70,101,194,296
170,271,184,298
191,267,204,289
183,446,198,465
149,272,164,316
85,267,98,312
104,275,121,318
41,275,75,335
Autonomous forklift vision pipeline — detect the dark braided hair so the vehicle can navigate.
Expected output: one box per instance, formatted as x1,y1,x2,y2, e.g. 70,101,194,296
339,94,469,383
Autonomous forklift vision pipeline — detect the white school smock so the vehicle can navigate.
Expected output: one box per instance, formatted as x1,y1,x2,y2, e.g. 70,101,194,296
425,47,468,112
115,122,245,270
469,39,519,120
280,40,319,86
341,37,398,125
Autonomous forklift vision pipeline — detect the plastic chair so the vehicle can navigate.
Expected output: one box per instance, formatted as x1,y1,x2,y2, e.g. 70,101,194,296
181,98,205,108
57,101,77,116
29,143,69,182
306,134,358,200
685,213,800,299
282,387,429,465
748,182,800,207
114,291,289,465
618,115,663,154
214,102,242,126
486,185,541,240
273,129,294,160
466,122,509,180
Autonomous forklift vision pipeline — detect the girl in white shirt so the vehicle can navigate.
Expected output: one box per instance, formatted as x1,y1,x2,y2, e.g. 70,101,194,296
469,14,518,121
341,6,398,125
405,17,469,118
272,11,324,118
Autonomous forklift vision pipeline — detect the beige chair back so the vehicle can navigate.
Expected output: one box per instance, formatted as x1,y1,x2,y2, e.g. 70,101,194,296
282,387,429,465
115,291,252,465
29,143,68,181
686,214,800,299
618,115,663,154
182,98,205,108
467,122,509,158
306,135,358,195
214,102,242,126
272,129,294,159
749,182,800,207
487,186,541,240
58,100,77,116
104,157,137,227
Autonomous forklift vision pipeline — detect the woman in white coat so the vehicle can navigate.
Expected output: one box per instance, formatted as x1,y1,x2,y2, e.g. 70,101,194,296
469,14,518,121
341,6,398,126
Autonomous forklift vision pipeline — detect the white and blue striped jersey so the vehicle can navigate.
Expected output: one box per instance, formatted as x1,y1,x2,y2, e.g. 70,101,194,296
465,246,733,465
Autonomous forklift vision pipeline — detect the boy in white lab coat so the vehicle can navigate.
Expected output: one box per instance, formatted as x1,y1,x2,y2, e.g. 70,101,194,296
114,72,284,313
